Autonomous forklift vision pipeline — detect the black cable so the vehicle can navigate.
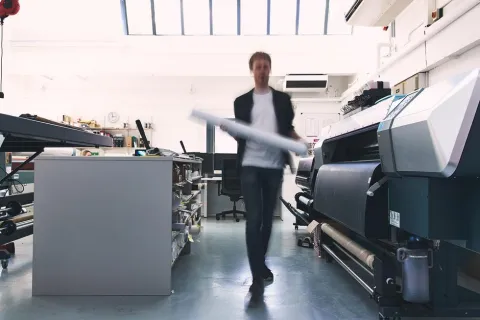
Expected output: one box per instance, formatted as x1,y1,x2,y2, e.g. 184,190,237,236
0,164,24,199
0,17,4,96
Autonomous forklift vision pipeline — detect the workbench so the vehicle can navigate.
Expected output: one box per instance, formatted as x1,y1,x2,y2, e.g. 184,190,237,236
32,156,201,296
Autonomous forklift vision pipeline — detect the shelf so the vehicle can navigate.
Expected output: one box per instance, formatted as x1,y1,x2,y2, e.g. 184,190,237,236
181,190,201,203
291,97,342,103
191,203,203,212
173,181,187,189
193,214,202,225
93,127,154,131
175,203,202,223
76,146,135,150
170,157,202,269
172,203,202,229
171,230,189,267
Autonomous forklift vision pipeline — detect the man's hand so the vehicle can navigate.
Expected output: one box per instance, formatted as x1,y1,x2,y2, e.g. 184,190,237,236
290,130,305,142
290,130,309,151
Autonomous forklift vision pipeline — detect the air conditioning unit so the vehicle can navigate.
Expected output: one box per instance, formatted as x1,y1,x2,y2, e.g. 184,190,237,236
282,74,328,93
345,0,414,27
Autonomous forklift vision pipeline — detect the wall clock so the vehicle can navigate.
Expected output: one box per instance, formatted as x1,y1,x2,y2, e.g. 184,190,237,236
108,112,120,124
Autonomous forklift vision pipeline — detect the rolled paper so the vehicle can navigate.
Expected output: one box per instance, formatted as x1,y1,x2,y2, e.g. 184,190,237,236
191,109,308,155
14,148,76,157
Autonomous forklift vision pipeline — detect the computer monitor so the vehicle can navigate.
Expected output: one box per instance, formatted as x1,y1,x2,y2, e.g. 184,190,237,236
189,152,214,175
214,153,236,171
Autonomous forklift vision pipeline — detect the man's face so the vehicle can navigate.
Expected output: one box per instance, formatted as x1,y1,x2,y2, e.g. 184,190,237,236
252,59,271,87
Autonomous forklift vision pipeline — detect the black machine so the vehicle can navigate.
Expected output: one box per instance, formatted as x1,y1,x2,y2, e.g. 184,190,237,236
280,156,317,230
283,69,480,319
279,156,320,248
341,81,392,115
0,113,112,269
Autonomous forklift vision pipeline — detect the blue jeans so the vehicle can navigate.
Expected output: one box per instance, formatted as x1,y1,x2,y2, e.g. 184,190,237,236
241,166,283,280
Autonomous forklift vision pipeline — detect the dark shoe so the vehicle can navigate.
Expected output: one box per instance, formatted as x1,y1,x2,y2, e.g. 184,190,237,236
248,277,265,301
263,265,274,282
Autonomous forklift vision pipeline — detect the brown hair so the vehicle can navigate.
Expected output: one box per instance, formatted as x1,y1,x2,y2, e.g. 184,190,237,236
249,51,271,71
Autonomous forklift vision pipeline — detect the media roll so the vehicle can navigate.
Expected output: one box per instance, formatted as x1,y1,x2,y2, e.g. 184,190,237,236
191,109,308,155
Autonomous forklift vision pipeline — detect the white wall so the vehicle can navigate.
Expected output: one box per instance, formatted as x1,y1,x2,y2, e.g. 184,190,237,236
342,0,480,104
429,44,480,85
3,73,343,152
380,0,480,85
4,75,269,152
7,36,378,77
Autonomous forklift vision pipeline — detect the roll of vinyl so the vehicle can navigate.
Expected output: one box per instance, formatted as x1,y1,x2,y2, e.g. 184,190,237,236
190,109,308,155
298,195,313,206
14,148,76,156
321,223,375,269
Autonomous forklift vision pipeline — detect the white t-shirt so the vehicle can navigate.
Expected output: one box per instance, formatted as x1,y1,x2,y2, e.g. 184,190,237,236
242,90,284,169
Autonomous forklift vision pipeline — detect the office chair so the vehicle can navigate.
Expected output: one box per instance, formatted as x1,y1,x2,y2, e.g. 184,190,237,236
215,158,246,222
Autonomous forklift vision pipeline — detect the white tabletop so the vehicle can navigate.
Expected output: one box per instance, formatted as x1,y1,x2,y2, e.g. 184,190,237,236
201,177,222,181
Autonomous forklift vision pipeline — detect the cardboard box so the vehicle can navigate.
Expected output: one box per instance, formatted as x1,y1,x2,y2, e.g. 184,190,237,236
125,136,133,148
392,83,404,95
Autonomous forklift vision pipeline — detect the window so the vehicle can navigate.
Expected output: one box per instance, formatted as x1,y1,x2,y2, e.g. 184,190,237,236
154,0,182,35
327,0,353,35
126,0,153,35
215,126,237,153
298,0,326,35
123,0,356,37
270,0,297,35
212,0,237,35
183,0,210,35
241,0,268,35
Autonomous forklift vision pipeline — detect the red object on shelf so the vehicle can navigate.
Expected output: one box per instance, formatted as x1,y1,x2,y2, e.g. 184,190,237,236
0,0,20,19
12,161,34,171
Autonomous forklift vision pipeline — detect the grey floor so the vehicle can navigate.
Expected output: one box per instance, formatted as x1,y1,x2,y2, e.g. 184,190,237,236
0,175,380,320
0,219,378,320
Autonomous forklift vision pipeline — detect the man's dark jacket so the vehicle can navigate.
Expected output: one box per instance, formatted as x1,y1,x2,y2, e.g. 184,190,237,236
233,88,295,172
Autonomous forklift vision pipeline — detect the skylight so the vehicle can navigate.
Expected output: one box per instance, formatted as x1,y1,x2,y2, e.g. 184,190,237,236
121,0,354,36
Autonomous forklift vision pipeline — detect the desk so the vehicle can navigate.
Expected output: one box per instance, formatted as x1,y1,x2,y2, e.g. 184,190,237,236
201,176,282,219
202,177,222,181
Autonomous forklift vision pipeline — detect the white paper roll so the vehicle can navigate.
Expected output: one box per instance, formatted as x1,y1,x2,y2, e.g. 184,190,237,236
14,148,76,157
191,109,308,155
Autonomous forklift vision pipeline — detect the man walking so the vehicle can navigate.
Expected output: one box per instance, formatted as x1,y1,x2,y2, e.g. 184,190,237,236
231,52,303,303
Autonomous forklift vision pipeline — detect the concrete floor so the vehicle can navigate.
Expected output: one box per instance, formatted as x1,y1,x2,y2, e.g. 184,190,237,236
0,220,380,320
0,174,381,320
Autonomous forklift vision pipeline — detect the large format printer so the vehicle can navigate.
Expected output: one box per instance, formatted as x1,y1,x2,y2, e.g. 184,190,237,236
286,69,480,319
0,113,112,269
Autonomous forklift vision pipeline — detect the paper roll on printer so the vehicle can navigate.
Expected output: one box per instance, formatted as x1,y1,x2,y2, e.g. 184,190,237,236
190,109,308,155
